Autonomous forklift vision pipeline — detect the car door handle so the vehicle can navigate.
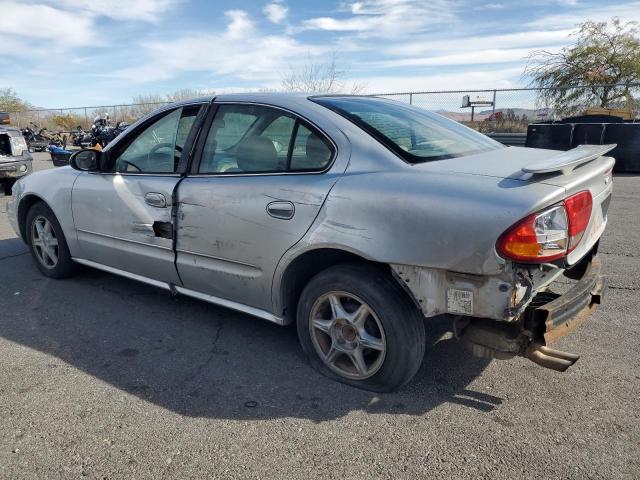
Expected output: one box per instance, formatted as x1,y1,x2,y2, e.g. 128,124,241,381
266,201,295,220
145,192,167,208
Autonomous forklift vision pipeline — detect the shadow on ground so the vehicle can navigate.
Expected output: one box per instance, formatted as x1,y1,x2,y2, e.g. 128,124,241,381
0,238,498,421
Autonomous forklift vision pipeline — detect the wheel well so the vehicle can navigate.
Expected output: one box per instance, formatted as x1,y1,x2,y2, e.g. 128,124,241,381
17,194,45,241
279,248,389,324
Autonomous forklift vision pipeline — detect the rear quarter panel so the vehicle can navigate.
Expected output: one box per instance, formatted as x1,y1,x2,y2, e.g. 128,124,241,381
285,167,566,276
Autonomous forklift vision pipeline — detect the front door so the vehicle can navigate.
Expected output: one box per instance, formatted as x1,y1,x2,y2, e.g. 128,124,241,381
176,103,340,312
72,105,202,283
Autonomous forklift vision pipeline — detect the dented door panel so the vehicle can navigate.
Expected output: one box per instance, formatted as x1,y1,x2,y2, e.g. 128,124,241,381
175,173,340,311
71,173,182,284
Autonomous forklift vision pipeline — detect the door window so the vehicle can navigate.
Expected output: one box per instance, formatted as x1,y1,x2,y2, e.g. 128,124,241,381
199,104,333,174
113,106,200,173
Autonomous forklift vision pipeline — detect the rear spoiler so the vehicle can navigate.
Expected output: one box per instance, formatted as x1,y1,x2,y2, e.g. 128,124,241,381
522,144,616,175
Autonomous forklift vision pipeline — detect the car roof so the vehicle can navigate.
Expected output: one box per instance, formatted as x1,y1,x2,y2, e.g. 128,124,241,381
173,92,391,108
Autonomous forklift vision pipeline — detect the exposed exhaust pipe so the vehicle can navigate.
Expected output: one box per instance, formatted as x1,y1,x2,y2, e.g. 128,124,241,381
524,343,580,372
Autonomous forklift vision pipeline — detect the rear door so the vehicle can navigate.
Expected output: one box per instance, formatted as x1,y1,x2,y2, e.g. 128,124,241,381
175,103,341,312
72,104,205,283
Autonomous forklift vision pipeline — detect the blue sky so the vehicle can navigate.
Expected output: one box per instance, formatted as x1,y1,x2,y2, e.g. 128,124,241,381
1,0,639,107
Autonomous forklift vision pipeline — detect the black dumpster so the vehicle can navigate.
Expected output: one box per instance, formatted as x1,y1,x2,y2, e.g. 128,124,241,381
525,123,573,150
526,116,640,173
604,124,640,173
572,123,606,147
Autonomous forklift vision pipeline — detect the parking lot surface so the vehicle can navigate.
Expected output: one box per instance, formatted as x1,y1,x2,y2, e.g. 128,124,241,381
0,153,639,479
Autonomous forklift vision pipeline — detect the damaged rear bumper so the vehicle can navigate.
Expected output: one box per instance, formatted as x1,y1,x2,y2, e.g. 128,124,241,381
457,255,605,371
525,255,605,345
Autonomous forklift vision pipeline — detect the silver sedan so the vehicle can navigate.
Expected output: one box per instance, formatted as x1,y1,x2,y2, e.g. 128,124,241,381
7,93,614,391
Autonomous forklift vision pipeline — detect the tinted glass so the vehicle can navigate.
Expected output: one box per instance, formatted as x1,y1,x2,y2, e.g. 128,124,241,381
199,105,293,173
314,97,503,163
290,123,333,171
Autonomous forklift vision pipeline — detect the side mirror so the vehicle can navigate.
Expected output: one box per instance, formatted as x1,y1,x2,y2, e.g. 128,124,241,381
70,149,101,171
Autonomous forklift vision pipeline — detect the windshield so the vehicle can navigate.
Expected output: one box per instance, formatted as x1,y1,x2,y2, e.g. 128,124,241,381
313,96,503,163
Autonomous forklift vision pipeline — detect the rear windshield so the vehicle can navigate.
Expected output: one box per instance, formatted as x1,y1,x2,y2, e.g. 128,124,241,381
312,96,503,163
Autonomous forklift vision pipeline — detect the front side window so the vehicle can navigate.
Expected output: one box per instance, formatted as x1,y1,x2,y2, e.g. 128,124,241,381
312,96,503,163
113,106,200,173
199,104,334,174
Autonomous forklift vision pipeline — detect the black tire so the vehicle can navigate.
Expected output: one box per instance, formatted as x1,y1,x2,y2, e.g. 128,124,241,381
296,263,426,392
2,180,12,196
26,202,77,279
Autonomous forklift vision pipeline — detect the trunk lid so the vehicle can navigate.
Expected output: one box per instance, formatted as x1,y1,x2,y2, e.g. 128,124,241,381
414,145,615,265
414,145,613,187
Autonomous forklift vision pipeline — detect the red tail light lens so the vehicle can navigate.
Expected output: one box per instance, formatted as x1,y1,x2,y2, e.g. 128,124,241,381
497,190,592,263
497,205,568,262
564,190,592,252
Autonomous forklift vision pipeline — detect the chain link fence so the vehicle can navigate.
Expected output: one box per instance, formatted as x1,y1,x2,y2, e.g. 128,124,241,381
7,101,173,134
376,84,640,134
6,84,640,135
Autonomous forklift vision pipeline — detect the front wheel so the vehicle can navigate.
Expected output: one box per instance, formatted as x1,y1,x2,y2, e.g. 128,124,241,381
26,202,77,279
297,263,426,392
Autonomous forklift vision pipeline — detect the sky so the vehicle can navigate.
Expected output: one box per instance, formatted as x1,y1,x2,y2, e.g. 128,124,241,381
1,0,640,108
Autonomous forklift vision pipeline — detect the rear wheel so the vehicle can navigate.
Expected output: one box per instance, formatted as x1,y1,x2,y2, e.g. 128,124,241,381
26,202,76,279
297,263,426,392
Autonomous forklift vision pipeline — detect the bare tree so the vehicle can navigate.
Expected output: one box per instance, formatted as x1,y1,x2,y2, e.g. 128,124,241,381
281,53,366,94
525,18,640,115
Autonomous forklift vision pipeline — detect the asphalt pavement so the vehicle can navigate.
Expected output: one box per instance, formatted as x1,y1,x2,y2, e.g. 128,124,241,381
0,153,638,479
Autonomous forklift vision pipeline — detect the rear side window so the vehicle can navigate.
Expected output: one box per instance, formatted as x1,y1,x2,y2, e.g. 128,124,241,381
313,96,502,163
198,104,334,174
290,123,333,171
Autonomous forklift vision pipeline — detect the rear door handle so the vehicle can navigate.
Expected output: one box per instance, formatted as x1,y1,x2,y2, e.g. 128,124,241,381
145,192,167,208
266,201,295,220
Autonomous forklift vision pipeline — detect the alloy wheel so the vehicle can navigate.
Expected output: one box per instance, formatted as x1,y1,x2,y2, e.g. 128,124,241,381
31,216,59,269
309,291,386,380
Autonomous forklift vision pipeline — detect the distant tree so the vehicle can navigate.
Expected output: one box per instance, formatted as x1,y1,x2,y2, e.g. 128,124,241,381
281,53,366,94
51,113,85,131
0,88,32,112
525,18,640,114
128,88,211,118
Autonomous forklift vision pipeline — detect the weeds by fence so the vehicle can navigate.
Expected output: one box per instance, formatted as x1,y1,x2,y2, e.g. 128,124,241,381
6,84,640,134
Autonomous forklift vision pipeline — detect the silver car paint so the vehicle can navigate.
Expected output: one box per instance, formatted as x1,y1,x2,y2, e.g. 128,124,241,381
7,93,613,326
72,173,182,284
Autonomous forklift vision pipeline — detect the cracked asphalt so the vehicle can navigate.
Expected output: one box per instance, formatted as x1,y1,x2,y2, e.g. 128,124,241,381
0,153,638,479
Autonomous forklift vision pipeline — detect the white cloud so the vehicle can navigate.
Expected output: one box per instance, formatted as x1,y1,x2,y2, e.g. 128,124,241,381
110,9,327,83
361,67,524,94
384,30,572,57
301,0,459,37
0,1,96,46
527,1,640,28
53,0,180,22
263,1,288,24
480,3,505,9
368,47,563,68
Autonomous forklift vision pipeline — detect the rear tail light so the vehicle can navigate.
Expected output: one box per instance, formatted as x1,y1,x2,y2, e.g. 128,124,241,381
564,190,592,252
497,191,592,263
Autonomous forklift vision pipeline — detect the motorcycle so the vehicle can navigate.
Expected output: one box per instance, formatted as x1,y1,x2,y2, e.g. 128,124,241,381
70,126,91,148
90,115,129,149
21,123,49,152
22,122,66,150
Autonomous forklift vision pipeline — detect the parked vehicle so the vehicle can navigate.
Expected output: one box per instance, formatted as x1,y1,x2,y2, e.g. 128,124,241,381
89,115,129,149
21,123,50,152
0,112,10,125
70,126,91,148
0,125,32,195
7,94,613,391
48,145,74,167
